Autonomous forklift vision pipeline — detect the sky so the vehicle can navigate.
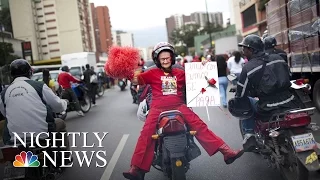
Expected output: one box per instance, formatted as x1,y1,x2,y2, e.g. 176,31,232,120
90,0,231,31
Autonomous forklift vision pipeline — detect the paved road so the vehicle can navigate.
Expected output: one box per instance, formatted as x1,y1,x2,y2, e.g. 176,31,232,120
0,86,320,180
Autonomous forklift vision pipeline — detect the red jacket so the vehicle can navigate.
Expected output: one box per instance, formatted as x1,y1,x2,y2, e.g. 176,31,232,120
58,72,80,89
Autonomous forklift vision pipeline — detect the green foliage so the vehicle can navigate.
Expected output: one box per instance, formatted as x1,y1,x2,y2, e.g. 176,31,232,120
170,23,224,48
0,42,20,66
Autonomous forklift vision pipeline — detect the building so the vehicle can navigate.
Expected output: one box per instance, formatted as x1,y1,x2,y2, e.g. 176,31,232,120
90,4,113,57
190,12,223,28
137,47,147,60
239,0,267,36
112,31,134,47
9,0,96,64
229,0,242,35
165,14,191,43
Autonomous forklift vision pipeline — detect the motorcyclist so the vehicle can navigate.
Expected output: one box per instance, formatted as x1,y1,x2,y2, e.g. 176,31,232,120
0,59,70,151
263,36,288,62
58,66,84,116
123,42,244,180
230,34,300,150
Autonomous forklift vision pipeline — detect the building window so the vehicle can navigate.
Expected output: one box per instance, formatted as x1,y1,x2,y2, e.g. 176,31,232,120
44,4,54,8
47,27,57,30
42,45,48,47
48,34,58,37
38,15,44,18
43,52,48,55
50,49,59,52
39,30,45,32
45,12,55,15
46,19,56,23
48,41,58,45
41,37,46,40
242,5,257,28
38,22,44,25
36,8,42,11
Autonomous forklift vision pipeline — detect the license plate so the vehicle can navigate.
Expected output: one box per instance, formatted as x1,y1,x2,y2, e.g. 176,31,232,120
3,162,25,180
291,133,318,152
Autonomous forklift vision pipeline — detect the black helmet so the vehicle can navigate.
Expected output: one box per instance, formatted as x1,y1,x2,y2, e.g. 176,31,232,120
238,34,264,52
10,59,33,78
152,42,176,68
263,36,277,49
228,97,254,119
61,66,69,72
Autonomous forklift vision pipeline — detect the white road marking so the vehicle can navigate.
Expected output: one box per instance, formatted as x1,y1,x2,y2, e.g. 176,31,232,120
100,134,129,180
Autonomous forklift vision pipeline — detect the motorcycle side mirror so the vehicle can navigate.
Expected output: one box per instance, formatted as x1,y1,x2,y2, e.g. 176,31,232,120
80,75,84,80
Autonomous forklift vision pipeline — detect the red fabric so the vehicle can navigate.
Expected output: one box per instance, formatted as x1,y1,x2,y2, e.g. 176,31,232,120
131,104,225,171
57,72,80,89
138,68,185,108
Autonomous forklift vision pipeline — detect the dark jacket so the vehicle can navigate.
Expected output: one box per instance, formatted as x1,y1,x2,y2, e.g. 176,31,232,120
265,48,288,63
83,69,96,85
236,52,299,114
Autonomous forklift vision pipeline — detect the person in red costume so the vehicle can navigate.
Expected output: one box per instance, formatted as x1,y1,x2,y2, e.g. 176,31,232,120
123,42,244,180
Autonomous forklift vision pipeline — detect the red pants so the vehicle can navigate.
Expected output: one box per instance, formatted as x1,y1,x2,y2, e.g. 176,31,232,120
131,104,225,171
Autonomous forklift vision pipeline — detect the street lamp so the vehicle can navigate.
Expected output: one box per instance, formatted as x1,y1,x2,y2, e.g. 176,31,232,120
205,0,213,50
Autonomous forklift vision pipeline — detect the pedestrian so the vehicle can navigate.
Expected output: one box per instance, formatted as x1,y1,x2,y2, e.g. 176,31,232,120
83,64,98,106
227,51,245,86
216,55,229,108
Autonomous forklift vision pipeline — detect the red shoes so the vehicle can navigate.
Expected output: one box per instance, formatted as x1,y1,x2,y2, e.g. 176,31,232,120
123,166,145,180
219,144,244,164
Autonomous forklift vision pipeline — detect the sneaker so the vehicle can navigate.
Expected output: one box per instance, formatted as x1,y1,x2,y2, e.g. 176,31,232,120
77,111,85,117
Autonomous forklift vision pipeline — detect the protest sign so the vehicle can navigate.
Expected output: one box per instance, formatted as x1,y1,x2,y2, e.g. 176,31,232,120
185,62,220,107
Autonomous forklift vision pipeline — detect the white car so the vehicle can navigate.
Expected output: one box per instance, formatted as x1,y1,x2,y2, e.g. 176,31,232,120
31,70,61,91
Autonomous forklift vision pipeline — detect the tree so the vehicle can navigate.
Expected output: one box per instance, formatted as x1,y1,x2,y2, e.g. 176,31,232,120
0,42,20,66
170,23,224,48
170,24,201,48
0,7,12,33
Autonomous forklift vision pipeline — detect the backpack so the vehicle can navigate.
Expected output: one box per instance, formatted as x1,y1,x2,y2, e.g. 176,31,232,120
90,74,98,84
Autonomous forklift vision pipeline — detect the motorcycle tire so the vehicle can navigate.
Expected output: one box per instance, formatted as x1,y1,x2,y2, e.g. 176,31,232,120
279,136,309,180
97,86,104,97
170,158,186,180
80,94,91,113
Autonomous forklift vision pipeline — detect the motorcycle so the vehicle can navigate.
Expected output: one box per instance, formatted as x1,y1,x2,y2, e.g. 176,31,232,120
238,79,320,180
96,79,105,98
0,141,66,180
151,110,201,180
57,83,91,120
118,78,127,91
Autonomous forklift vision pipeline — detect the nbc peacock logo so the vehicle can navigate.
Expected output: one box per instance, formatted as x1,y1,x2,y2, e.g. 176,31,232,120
13,151,40,167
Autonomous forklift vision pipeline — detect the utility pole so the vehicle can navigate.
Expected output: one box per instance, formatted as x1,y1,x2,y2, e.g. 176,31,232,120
205,0,213,50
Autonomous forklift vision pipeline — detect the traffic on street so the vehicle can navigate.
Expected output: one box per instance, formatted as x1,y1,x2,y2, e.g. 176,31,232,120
1,85,318,180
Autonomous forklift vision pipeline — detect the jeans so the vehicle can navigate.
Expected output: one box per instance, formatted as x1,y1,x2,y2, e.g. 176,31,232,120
218,76,228,106
241,97,258,134
88,83,98,105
